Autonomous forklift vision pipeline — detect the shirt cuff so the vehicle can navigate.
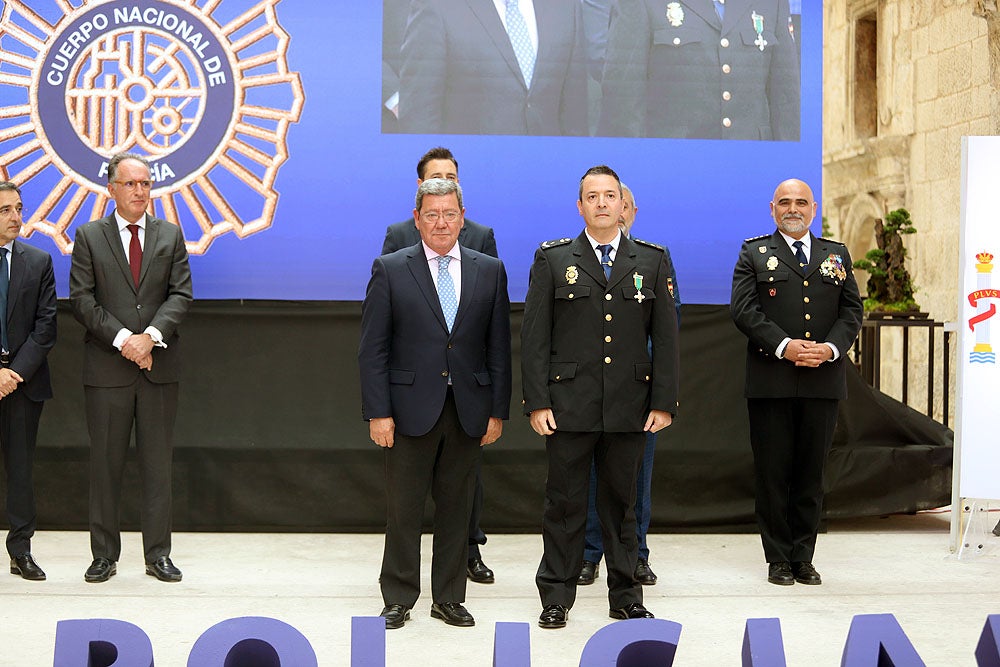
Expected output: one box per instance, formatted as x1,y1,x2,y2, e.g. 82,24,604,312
112,328,132,350
825,342,840,361
776,337,791,358
144,326,167,348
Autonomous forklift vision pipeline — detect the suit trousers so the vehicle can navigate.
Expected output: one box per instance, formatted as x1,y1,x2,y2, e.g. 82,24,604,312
467,454,487,560
86,375,178,563
1,390,43,557
380,389,479,608
584,430,657,563
747,397,839,564
536,430,645,610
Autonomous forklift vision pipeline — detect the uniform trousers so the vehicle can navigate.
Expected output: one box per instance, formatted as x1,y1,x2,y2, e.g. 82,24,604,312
536,430,645,609
86,375,178,563
584,430,656,563
747,397,838,564
380,389,478,608
1,389,43,558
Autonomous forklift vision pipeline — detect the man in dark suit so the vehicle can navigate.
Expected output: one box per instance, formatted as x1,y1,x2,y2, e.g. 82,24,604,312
522,165,678,629
382,148,497,258
730,178,862,586
0,182,57,582
360,178,511,630
382,148,497,586
600,0,800,140
70,152,193,583
397,0,587,136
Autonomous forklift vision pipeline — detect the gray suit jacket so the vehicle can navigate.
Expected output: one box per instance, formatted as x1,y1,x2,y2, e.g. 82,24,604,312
69,213,193,387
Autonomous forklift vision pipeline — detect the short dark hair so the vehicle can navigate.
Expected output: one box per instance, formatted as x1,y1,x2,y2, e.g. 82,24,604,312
415,178,463,212
0,181,21,197
107,152,151,183
578,165,621,201
416,147,458,180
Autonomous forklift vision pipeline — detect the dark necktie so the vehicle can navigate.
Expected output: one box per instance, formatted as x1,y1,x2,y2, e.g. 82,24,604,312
597,244,613,280
0,248,8,352
127,224,142,289
793,240,808,267
714,0,725,19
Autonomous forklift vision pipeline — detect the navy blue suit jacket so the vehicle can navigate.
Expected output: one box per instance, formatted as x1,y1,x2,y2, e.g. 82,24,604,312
359,243,512,438
6,239,57,402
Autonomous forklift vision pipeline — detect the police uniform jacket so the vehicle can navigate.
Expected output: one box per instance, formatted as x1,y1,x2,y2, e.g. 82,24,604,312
600,0,800,140
730,231,863,400
521,231,679,432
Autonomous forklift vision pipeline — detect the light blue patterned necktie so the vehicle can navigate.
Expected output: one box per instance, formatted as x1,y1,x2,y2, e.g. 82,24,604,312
505,0,535,89
437,255,458,332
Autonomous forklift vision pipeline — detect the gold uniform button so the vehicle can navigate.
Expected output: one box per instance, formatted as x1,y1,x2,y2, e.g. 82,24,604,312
803,280,809,287
768,276,774,282
605,294,612,301
555,375,561,381
805,332,812,339
606,314,613,321
722,63,731,74
568,293,574,299
720,37,730,47
645,375,651,381
803,297,810,303
722,117,732,128
605,336,612,343
441,371,448,377
673,37,681,45
604,356,612,364
805,314,811,320
723,91,731,101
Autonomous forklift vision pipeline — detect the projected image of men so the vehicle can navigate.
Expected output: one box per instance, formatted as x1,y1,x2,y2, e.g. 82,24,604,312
600,0,800,141
393,0,588,136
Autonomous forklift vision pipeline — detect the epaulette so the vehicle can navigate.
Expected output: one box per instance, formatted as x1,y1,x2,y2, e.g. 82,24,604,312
539,237,572,250
744,234,770,243
632,238,664,251
818,236,846,245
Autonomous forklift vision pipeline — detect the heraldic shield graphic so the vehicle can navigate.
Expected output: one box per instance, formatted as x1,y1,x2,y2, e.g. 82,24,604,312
968,252,999,364
0,0,304,254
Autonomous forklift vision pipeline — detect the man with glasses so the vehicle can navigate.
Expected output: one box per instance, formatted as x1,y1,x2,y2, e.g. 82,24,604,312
70,152,192,584
0,182,57,582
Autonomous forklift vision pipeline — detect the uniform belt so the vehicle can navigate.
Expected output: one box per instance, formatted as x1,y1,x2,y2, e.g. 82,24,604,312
0,351,9,366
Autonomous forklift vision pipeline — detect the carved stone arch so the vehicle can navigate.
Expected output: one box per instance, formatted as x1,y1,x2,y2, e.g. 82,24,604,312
841,193,884,296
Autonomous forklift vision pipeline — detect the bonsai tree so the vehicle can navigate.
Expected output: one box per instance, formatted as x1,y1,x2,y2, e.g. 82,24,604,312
852,207,920,313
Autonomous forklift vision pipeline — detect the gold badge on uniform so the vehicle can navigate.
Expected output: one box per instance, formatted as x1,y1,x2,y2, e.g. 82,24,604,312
758,246,767,254
633,272,645,303
566,265,579,284
666,2,684,27
766,256,778,271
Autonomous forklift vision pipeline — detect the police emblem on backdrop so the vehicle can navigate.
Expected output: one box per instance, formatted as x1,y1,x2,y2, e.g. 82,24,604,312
0,0,305,255
665,2,684,27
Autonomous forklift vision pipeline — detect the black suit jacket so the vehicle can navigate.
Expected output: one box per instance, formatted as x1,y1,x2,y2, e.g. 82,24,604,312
398,0,588,136
5,240,57,402
730,231,863,399
521,232,679,432
69,213,193,387
600,0,799,140
359,243,512,438
382,218,498,258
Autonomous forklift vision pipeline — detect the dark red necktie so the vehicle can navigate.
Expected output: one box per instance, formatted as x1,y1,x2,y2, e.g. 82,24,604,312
127,224,142,288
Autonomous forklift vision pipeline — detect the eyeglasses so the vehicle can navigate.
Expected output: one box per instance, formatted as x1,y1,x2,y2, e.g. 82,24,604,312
112,180,153,190
420,211,461,223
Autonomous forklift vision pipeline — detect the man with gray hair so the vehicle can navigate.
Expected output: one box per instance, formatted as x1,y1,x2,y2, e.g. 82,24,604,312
70,152,192,584
360,178,512,629
0,181,57,581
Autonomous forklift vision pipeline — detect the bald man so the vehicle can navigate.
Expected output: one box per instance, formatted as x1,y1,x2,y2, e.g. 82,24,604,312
730,179,862,587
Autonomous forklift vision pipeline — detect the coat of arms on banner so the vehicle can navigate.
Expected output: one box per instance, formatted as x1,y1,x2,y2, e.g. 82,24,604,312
968,252,999,364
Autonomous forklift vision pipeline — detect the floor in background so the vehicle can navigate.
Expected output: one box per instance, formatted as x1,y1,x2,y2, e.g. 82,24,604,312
1,511,997,666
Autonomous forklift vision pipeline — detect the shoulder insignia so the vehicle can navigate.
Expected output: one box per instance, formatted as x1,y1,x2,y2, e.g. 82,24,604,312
539,237,572,250
632,238,664,251
817,236,846,246
743,234,770,243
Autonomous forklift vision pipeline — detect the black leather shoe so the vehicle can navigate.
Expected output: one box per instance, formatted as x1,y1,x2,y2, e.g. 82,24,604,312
792,561,822,585
430,602,475,627
84,558,117,583
380,604,410,629
577,560,598,585
146,556,182,582
538,604,568,629
767,561,794,586
610,602,654,620
10,554,45,581
634,559,657,585
467,557,495,584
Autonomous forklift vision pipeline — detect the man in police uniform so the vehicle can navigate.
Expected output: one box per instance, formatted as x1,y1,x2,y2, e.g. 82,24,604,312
730,178,862,586
599,0,800,140
522,165,679,629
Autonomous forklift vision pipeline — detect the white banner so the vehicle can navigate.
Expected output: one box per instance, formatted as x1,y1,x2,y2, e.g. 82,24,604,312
955,136,1000,502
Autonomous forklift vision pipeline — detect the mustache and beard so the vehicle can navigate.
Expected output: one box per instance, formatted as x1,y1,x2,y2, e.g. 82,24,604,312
777,212,809,235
